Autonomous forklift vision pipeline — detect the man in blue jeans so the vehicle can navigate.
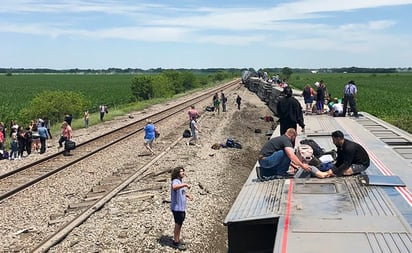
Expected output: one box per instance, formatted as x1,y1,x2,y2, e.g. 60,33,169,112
257,128,311,180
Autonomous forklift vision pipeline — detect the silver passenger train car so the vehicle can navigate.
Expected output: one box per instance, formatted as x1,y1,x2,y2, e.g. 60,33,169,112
225,76,412,253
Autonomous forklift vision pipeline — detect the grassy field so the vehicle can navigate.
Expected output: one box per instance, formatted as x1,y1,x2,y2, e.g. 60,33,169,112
0,73,222,139
0,74,134,118
0,72,411,134
288,73,412,133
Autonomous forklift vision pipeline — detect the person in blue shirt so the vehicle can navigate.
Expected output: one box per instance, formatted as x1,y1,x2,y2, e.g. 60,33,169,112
143,119,156,155
342,80,358,117
38,122,48,154
170,166,192,251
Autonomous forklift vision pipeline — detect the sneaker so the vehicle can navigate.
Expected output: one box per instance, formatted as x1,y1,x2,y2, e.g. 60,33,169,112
172,241,187,251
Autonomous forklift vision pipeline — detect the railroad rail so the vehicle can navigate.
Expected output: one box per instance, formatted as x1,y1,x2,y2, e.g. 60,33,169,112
0,80,239,203
0,80,240,252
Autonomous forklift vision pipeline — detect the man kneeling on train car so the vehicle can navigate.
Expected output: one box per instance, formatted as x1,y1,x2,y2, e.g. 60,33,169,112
326,130,370,177
257,128,329,180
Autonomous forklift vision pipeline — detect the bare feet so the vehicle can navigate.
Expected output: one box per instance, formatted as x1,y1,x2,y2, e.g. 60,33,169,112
315,171,329,178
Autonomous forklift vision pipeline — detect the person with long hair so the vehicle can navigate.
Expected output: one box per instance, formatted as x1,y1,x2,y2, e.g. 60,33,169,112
170,166,192,251
58,121,73,156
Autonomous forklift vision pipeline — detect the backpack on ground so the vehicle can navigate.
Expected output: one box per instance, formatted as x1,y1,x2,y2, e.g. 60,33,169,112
300,139,324,158
183,129,191,138
226,138,235,148
3,150,9,159
296,144,314,163
226,138,242,149
205,106,214,112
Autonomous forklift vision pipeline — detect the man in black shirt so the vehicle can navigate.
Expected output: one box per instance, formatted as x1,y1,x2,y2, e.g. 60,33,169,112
276,86,305,135
257,128,312,179
328,130,370,176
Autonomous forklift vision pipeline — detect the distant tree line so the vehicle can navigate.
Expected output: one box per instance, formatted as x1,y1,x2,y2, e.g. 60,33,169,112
2,66,411,76
0,67,243,75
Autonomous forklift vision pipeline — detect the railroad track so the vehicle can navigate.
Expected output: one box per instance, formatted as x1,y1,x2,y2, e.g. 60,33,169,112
0,79,240,252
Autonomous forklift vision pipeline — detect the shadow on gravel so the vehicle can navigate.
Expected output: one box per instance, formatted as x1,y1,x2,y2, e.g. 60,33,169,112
158,235,175,248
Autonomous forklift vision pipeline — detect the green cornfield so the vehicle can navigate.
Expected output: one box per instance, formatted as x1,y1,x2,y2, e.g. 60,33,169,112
0,74,134,119
290,73,412,133
1,72,411,133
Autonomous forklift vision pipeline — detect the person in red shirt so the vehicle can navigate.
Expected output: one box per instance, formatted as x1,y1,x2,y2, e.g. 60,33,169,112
187,105,200,128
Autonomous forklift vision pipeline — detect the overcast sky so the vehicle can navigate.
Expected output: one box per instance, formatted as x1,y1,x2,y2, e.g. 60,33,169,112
1,0,412,70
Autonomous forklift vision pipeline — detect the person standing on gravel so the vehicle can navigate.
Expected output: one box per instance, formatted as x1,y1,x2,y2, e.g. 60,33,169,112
143,119,156,155
236,95,242,110
84,110,90,128
170,166,192,251
188,118,201,146
187,105,200,128
221,90,227,112
59,121,73,156
99,104,107,122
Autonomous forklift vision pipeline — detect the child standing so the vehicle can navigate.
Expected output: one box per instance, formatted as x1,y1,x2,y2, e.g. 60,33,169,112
10,132,18,160
170,166,192,251
188,119,201,146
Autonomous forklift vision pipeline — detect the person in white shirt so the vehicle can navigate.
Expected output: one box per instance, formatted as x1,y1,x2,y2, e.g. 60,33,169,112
331,98,344,117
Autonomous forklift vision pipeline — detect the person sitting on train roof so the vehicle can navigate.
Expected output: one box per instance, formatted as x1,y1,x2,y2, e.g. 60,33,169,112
327,130,370,177
330,98,344,117
257,128,329,180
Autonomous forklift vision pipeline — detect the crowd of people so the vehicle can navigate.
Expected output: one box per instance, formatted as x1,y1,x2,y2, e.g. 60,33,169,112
256,79,368,181
0,118,52,160
256,128,370,180
0,116,76,160
0,103,113,160
301,79,359,117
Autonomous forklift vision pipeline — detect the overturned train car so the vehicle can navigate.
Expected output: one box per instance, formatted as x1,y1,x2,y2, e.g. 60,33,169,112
242,74,283,116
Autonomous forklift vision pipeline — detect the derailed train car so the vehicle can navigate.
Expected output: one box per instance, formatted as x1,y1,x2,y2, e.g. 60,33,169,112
225,74,412,253
243,74,284,116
